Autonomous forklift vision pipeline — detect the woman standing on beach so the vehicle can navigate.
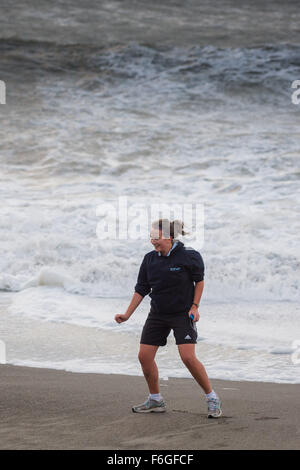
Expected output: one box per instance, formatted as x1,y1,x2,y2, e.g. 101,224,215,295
115,219,222,418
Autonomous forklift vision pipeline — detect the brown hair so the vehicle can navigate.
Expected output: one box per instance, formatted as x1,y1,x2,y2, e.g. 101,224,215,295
151,218,188,239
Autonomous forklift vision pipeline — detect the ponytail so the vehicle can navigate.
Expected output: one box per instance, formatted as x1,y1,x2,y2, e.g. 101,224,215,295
152,218,188,239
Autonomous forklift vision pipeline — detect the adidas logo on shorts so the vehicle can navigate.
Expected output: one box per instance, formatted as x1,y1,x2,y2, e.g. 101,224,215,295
184,335,191,340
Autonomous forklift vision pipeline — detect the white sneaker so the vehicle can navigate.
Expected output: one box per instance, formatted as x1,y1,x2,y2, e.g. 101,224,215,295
132,397,167,413
207,397,222,418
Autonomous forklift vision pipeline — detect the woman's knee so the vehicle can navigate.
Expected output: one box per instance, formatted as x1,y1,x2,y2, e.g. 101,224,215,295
138,345,158,366
178,344,198,367
180,352,198,368
138,350,149,366
181,356,196,367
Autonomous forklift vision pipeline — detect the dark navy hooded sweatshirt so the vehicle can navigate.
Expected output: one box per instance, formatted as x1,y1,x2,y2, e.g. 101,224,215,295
134,241,205,315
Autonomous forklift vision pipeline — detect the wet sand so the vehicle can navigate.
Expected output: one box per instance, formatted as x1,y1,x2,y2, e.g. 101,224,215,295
0,364,299,450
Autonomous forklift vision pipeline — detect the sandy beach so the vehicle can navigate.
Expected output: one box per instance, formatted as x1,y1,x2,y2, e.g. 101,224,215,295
0,364,299,450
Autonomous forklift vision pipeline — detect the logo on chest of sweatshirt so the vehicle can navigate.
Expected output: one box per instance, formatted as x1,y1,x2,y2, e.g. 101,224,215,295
169,267,181,271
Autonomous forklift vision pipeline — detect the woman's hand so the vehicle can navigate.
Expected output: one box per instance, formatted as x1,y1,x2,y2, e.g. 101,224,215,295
115,293,143,324
188,304,200,322
115,313,130,324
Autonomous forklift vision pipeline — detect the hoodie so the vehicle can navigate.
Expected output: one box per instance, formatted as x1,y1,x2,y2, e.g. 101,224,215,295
134,241,204,315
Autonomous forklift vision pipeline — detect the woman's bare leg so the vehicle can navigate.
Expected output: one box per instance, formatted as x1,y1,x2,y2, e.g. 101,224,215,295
138,344,160,394
178,343,212,394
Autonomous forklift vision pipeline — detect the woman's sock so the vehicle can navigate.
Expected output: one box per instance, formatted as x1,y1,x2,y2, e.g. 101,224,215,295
149,393,163,401
205,390,218,400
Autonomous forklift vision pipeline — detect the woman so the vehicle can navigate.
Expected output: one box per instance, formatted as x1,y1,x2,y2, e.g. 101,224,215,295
115,218,222,418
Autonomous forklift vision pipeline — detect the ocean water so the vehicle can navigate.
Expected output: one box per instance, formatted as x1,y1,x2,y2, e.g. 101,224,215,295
0,0,299,383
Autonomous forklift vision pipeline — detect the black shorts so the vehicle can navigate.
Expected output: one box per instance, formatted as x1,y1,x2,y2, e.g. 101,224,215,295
140,310,198,346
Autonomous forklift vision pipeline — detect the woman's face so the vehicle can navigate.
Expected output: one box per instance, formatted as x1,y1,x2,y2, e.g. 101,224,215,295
150,228,172,253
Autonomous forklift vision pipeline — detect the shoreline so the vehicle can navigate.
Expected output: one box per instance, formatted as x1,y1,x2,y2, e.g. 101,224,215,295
1,291,298,385
3,360,300,386
0,364,299,450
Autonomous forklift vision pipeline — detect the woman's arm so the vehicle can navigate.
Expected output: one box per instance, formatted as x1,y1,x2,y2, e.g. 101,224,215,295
115,254,150,324
188,280,204,322
115,292,144,323
193,280,204,306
